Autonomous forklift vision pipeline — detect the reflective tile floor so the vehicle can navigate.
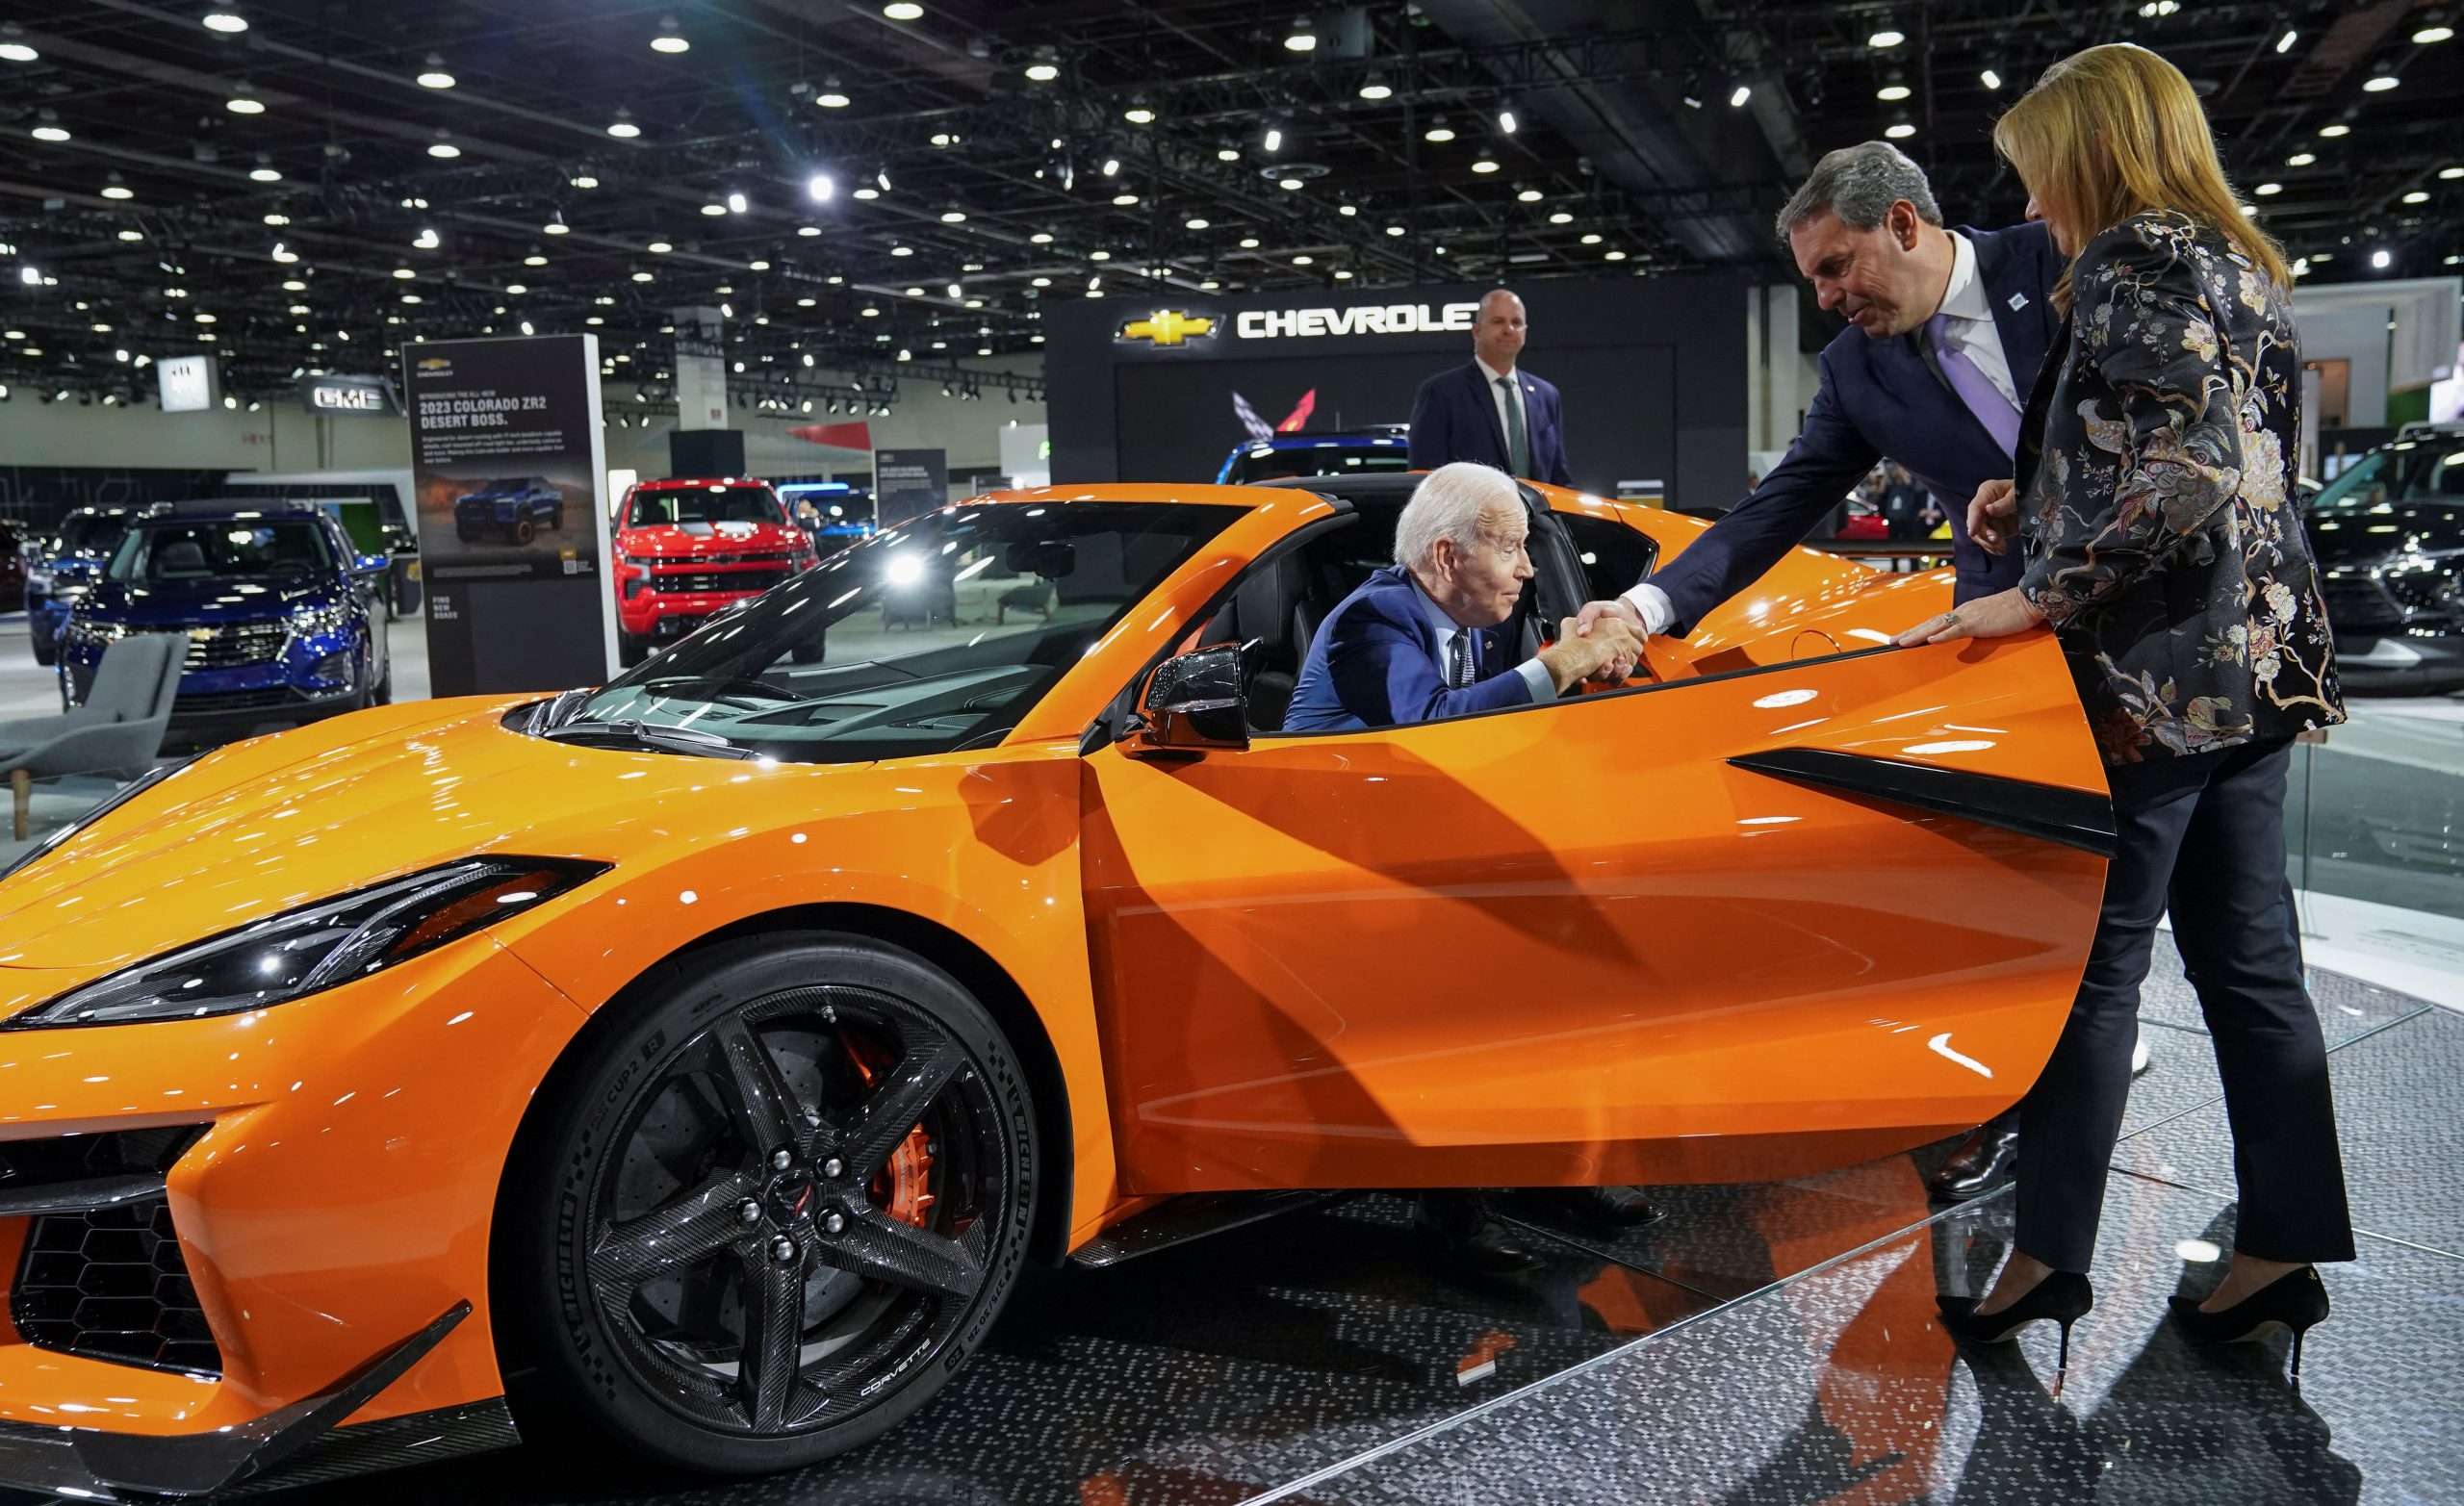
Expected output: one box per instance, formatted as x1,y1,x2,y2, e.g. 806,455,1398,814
16,943,2460,1506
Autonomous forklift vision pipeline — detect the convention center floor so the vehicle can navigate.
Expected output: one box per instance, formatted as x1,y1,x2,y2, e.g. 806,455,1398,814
1,611,2459,1504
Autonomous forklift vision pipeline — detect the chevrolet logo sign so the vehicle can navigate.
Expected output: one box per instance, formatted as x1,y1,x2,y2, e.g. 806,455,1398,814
1117,310,1216,347
416,357,451,371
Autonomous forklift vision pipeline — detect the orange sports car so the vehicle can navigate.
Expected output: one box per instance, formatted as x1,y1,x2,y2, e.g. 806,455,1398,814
0,476,2112,1496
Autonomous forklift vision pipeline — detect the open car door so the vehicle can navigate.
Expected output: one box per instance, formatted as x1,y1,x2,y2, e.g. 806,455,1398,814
1080,633,2111,1194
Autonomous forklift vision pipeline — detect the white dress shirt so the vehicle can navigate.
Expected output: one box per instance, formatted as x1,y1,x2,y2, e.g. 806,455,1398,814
1619,231,2014,633
1475,354,1528,453
1412,575,1555,705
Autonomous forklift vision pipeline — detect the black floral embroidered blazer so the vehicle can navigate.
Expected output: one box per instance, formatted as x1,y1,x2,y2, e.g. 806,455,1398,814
2015,213,2344,765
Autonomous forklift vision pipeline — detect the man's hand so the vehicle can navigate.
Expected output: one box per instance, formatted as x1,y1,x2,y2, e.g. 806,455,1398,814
1965,478,2020,556
1890,587,2046,648
1540,614,1643,692
1572,597,1646,640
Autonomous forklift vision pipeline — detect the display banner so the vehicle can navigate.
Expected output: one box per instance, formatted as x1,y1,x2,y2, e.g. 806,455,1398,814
402,334,614,694
874,447,948,525
157,354,218,413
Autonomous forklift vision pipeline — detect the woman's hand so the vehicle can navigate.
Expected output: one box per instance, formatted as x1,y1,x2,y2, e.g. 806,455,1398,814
1891,587,2046,647
1966,478,2020,556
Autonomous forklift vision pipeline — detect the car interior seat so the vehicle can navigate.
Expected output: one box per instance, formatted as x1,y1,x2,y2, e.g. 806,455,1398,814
153,540,211,578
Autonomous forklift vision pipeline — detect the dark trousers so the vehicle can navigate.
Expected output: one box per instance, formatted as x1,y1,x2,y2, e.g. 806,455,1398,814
2014,736,2355,1272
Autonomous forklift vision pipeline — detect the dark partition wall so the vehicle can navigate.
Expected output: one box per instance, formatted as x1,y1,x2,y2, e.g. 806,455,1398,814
1045,274,1750,509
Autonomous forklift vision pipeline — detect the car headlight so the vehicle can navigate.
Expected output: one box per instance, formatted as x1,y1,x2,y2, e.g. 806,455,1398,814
0,757,196,887
288,600,356,638
58,617,132,649
5,856,609,1030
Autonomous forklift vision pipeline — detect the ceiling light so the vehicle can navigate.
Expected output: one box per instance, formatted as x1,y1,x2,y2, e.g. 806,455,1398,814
2442,166,2464,179
1729,84,1752,107
1124,103,1156,124
1263,126,1283,153
524,252,547,266
413,226,441,246
727,190,749,214
1470,159,1500,174
1868,28,1904,47
940,205,967,222
1113,191,1140,205
32,122,70,142
1359,74,1392,100
225,90,266,114
1424,118,1455,142
2256,182,2282,195
505,283,526,294
702,202,727,216
808,172,835,202
1090,248,1112,260
1498,107,1518,134
890,243,913,256
249,164,282,182
816,82,851,108
631,270,654,282
796,224,821,236
885,1,924,17
2416,23,2454,42
1185,216,1211,230
853,185,879,200
1291,254,1314,266
1030,231,1054,243
116,229,143,241
2288,152,2316,166
1980,67,2002,89
1025,61,1059,83
607,110,641,138
427,140,461,159
651,15,689,52
2403,190,2430,203
1217,145,1240,162
202,9,247,32
1277,176,1303,191
2276,28,2297,52
647,240,672,252
2362,73,2399,91
101,175,133,199
1580,232,1603,245
1886,118,1917,140
544,212,570,234
1877,83,1911,101
1516,187,1544,203
2372,249,2392,268
281,279,305,291
418,56,455,88
392,267,416,280
2319,122,2350,137
263,212,289,225
0,43,38,63
1284,19,1316,51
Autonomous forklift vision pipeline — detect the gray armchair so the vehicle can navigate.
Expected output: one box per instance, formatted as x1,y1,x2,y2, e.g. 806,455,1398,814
1,634,182,840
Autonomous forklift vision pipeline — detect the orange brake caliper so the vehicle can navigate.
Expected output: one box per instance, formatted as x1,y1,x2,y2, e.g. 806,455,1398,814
845,1041,937,1229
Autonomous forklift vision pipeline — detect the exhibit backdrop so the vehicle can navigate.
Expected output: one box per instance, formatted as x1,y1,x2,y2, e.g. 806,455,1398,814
1042,274,1752,509
403,334,614,693
875,447,948,525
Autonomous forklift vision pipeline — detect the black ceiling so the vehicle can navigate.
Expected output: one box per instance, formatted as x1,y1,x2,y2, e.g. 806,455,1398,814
0,0,2454,408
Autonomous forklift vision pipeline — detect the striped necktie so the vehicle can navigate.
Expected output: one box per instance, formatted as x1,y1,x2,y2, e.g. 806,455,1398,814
1450,630,1476,687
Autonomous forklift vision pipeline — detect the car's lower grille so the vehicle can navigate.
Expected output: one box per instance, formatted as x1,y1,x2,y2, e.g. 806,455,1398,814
178,686,296,711
652,568,789,595
2321,576,2402,633
6,1126,221,1378
184,621,290,669
693,549,796,566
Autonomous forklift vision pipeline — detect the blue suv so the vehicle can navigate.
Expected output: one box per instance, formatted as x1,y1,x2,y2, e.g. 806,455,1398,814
57,501,393,747
453,476,565,544
23,504,145,667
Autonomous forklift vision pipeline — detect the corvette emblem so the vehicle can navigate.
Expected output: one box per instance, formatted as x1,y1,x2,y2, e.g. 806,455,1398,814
1117,310,1217,347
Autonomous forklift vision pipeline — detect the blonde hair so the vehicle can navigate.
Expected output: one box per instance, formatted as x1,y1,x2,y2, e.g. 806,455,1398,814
1993,43,2289,308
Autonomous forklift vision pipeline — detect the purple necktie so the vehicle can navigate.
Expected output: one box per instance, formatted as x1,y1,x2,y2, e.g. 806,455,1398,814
1927,313,2020,458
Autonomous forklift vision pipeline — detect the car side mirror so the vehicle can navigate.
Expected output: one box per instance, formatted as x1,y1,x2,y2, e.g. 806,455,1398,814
1123,643,1251,759
354,553,389,576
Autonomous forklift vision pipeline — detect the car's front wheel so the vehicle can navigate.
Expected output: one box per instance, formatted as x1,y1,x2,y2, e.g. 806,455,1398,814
510,514,537,547
498,933,1034,1475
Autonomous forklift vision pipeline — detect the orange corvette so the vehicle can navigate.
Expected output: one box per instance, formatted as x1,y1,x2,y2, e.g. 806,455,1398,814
0,476,2112,1496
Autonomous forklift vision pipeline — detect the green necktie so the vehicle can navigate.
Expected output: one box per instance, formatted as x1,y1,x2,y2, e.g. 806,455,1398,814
1496,375,1530,478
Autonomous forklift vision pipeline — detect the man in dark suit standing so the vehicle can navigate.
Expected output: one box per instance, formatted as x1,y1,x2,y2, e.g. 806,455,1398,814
1576,141,2077,1203
1407,290,1576,486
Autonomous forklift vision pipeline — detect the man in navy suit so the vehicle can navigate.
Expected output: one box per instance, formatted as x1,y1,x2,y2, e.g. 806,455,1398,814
1406,290,1576,487
1577,142,2076,1203
1286,463,1638,733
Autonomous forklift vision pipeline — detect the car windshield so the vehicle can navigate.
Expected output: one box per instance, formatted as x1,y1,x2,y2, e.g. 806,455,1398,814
2313,438,2464,513
1226,445,1412,485
629,484,786,528
565,500,1237,763
110,519,335,582
55,513,132,554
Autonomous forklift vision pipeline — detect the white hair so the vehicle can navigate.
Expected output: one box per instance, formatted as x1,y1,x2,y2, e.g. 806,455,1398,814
1396,462,1517,572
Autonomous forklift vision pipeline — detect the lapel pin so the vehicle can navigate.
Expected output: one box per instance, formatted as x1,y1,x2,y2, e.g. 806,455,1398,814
2008,292,2030,312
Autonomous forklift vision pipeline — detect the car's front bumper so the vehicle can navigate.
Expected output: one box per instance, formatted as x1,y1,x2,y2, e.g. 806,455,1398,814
2333,631,2464,693
63,626,372,743
0,939,586,1496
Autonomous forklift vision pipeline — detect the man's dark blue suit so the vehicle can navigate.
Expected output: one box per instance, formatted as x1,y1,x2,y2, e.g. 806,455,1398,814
1285,566,1531,732
1407,363,1575,486
1652,221,2065,634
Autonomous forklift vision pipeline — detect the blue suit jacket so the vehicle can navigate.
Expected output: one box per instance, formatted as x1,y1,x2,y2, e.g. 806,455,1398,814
1654,222,2065,632
1407,361,1575,487
1285,566,1533,732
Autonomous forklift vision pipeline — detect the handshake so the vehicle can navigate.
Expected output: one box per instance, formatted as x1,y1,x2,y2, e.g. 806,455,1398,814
1536,601,1652,693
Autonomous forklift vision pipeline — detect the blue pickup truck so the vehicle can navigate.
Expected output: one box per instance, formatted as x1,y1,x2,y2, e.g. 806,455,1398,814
452,476,565,545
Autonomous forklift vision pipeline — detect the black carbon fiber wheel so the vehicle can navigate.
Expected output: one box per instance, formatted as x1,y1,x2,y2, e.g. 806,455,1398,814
499,933,1035,1475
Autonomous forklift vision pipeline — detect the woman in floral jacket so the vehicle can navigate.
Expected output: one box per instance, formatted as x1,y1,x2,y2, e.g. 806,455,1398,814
1896,42,2353,1375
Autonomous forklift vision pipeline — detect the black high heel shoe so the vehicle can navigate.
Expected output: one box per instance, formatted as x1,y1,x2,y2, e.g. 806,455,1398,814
1938,1270,2095,1371
2169,1264,2330,1382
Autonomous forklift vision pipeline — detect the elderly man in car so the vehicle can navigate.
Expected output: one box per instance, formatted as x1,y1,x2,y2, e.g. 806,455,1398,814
1285,462,1641,733
1283,462,1660,1271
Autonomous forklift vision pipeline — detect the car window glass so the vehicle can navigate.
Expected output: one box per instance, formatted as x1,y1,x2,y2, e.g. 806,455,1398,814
1557,512,1660,601
1226,447,1414,485
2311,440,2464,512
112,520,336,582
629,485,787,528
572,502,1237,763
